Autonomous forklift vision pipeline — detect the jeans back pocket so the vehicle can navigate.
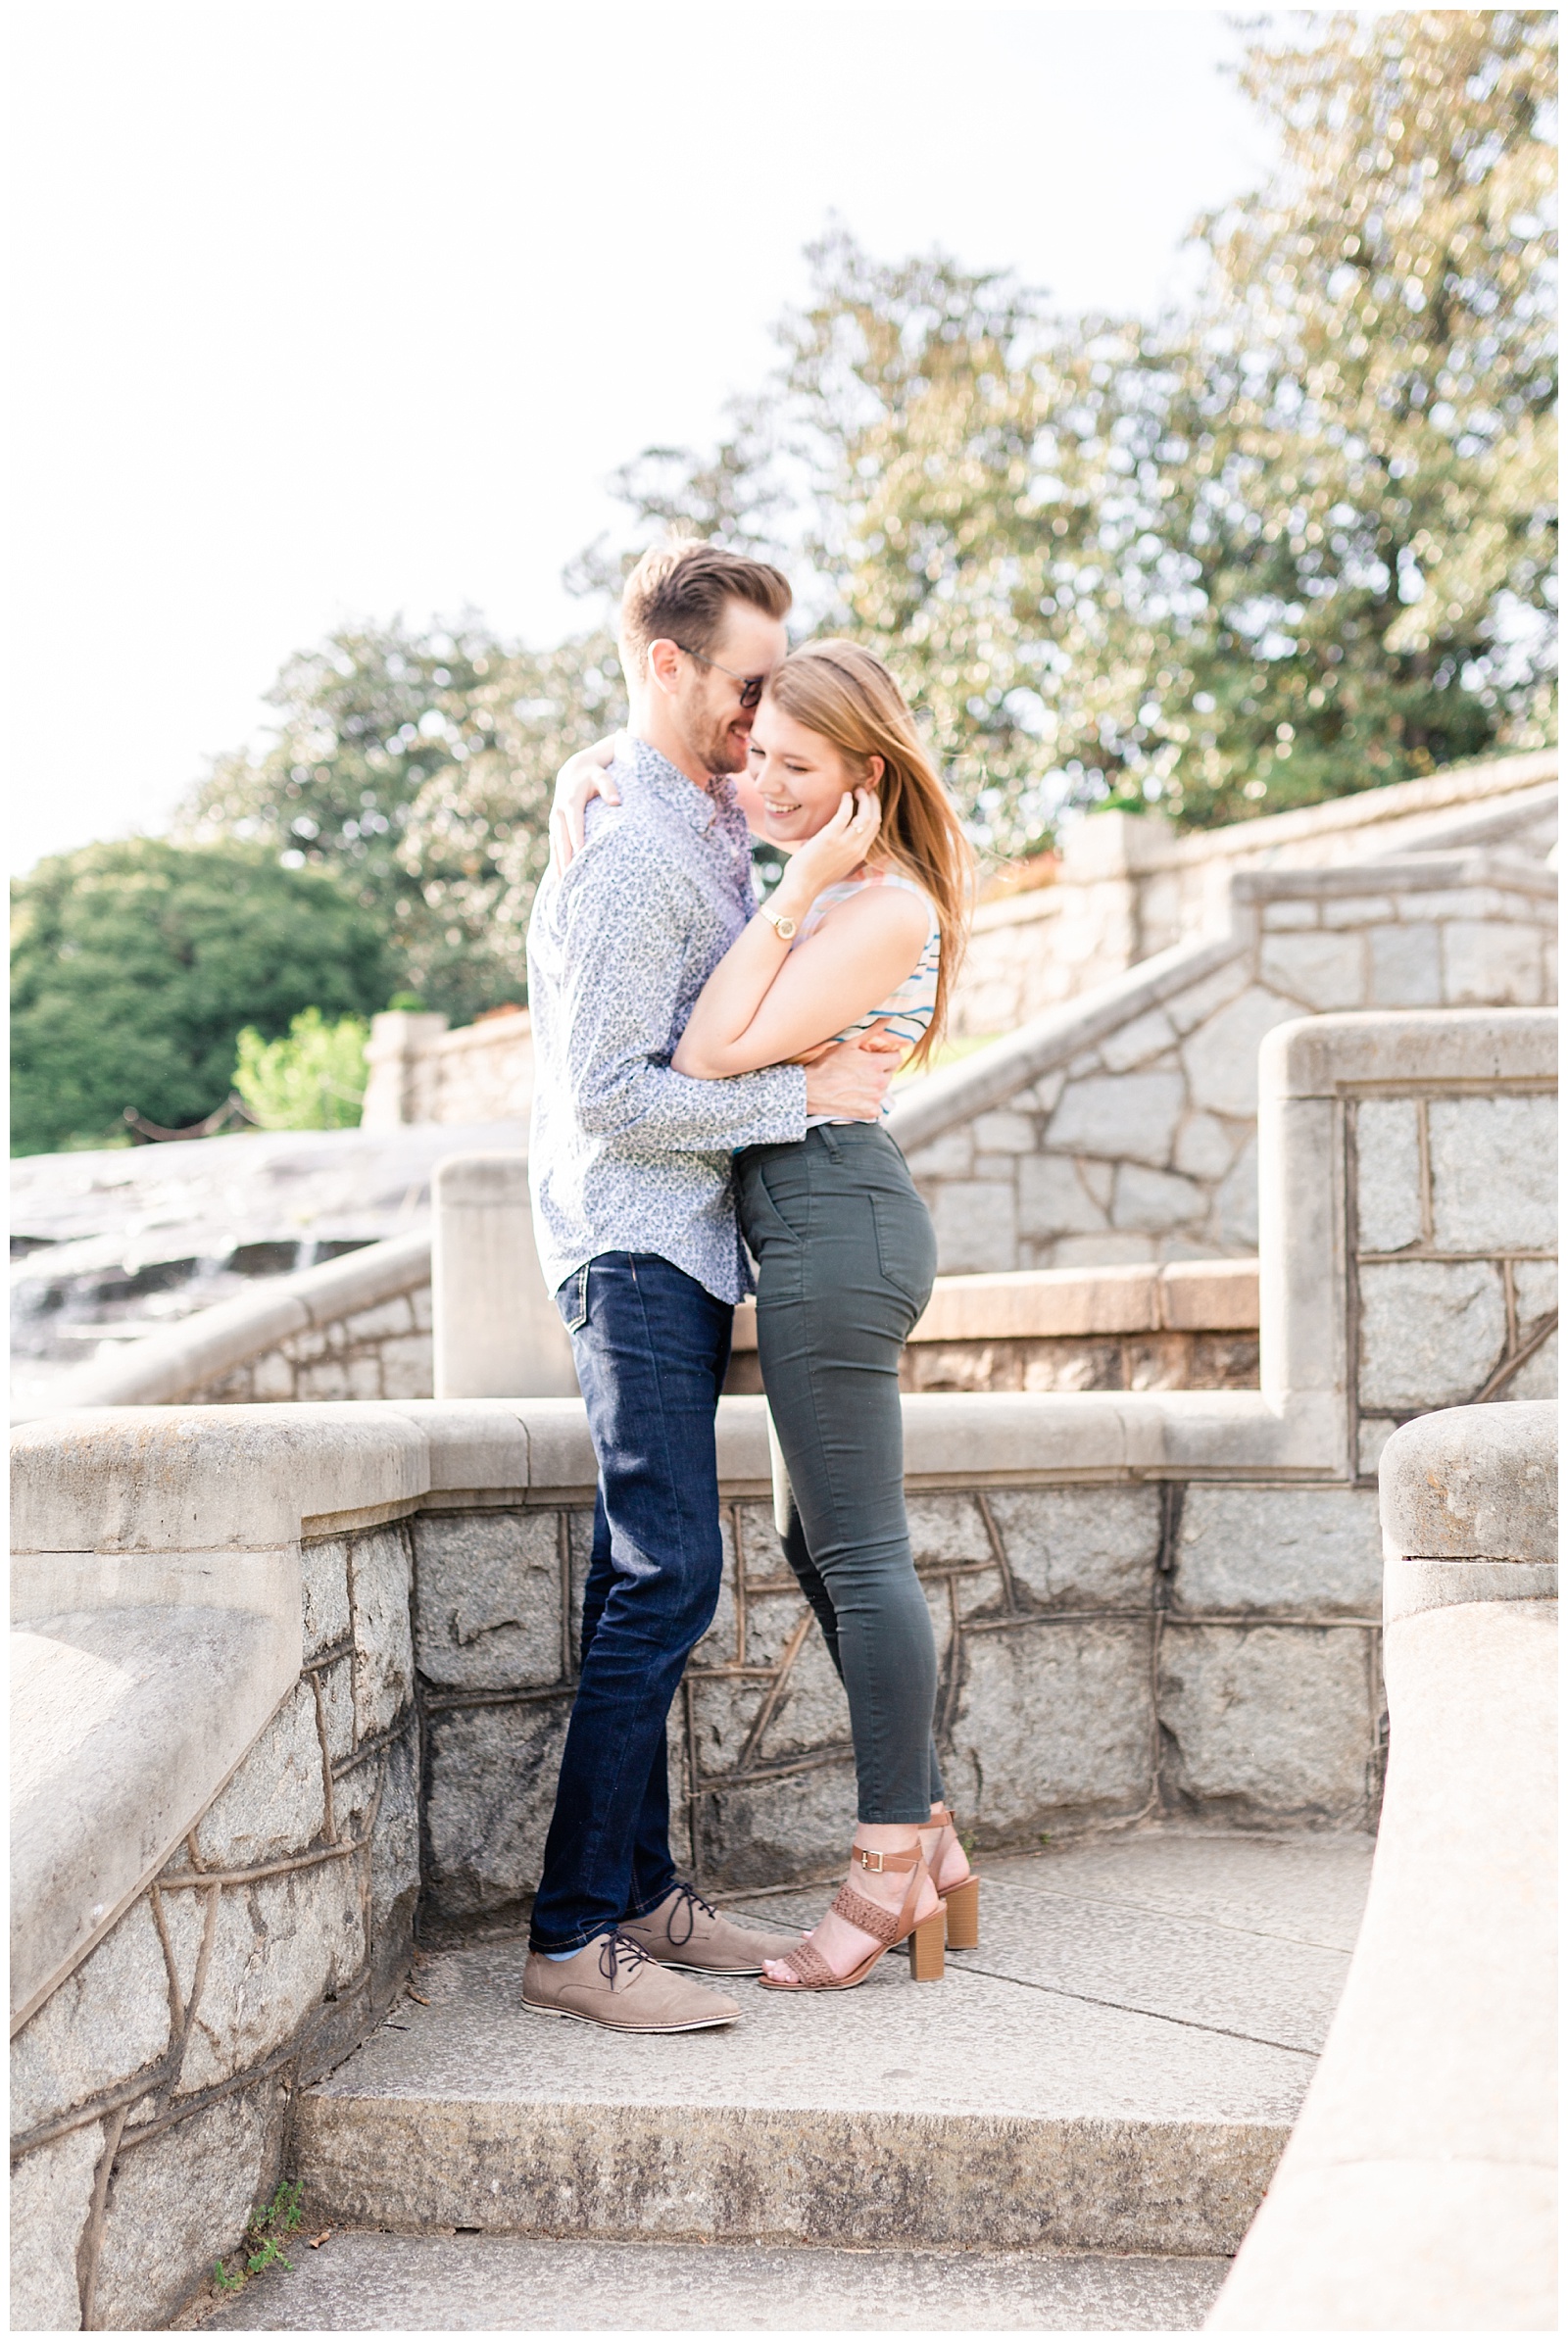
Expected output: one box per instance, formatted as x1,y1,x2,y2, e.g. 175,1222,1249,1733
556,1263,590,1333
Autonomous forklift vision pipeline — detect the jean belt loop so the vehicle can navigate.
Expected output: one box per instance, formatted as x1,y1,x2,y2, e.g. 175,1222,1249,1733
818,1124,843,1163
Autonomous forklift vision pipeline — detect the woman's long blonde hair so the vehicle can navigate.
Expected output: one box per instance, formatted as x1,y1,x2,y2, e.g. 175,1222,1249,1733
766,640,973,1066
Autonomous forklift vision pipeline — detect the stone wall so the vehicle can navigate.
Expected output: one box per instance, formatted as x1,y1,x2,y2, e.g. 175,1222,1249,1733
10,1006,1555,2328
21,1234,435,1418
416,1475,1386,1932
10,1520,419,2333
361,1008,534,1131
1350,1088,1557,1480
895,851,1557,1276
952,752,1557,1039
188,1287,432,1404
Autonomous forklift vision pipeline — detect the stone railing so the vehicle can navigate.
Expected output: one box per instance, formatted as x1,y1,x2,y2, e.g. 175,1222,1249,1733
9,1007,1556,2328
892,846,1556,1275
1209,1399,1557,2332
955,749,1557,1038
17,1213,1262,1420
17,1233,434,1415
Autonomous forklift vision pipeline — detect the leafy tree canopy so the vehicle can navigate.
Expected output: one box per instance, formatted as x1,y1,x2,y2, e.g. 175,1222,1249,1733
176,618,625,1022
10,840,391,1154
607,9,1556,849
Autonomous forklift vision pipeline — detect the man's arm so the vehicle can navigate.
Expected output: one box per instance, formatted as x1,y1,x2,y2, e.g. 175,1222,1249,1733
555,829,808,1153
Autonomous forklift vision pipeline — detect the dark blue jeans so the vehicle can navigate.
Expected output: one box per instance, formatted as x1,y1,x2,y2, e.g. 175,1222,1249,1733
528,1252,732,1952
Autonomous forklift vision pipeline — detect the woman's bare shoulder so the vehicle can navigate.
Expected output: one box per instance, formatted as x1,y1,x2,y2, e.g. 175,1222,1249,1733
809,876,931,944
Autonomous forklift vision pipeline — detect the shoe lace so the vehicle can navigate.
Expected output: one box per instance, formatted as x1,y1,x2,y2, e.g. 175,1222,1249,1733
598,1930,655,1987
662,1879,719,1949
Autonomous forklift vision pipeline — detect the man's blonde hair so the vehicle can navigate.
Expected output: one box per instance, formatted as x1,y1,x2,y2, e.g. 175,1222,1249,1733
619,540,792,681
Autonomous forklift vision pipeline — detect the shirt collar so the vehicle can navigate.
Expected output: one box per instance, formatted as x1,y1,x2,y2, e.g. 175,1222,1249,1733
629,736,720,835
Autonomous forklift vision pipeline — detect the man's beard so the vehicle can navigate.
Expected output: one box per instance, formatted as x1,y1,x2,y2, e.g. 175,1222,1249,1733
689,703,750,776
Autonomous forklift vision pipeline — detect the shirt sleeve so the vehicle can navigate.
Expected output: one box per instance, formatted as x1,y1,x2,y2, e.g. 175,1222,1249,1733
554,823,807,1153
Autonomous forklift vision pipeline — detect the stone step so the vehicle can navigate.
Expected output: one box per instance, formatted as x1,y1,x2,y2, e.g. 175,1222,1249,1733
200,2230,1232,2331
293,1833,1371,2262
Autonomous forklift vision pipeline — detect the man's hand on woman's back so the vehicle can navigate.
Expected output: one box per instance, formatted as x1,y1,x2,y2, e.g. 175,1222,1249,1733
801,1024,903,1122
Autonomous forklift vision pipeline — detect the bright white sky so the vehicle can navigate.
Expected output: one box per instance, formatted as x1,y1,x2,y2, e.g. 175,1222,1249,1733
9,4,1281,873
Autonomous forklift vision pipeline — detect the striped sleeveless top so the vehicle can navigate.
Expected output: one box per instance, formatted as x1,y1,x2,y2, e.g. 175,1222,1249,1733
795,866,940,1126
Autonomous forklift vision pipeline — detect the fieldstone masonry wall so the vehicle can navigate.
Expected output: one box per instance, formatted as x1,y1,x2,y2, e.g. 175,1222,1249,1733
416,1479,1386,1929
902,853,1556,1276
185,1287,433,1405
9,1524,419,2333
1351,1087,1556,1479
951,754,1557,1040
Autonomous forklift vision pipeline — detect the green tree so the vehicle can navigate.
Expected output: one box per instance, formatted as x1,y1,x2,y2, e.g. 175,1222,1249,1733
1136,6,1557,823
602,12,1555,853
10,840,390,1155
177,617,625,1021
232,1009,370,1131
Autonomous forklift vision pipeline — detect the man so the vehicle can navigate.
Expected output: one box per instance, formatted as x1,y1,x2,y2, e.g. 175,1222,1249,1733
521,541,897,2032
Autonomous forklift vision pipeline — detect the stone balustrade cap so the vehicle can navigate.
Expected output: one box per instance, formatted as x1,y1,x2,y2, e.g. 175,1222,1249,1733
1262,1007,1556,1100
432,1151,529,1205
1380,1401,1558,1563
11,1405,430,1554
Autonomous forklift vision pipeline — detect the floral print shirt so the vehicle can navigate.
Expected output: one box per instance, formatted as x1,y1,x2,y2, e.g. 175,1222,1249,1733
526,737,807,1305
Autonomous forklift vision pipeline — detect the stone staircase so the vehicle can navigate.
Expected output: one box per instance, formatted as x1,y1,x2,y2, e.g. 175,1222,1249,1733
201,1829,1372,2332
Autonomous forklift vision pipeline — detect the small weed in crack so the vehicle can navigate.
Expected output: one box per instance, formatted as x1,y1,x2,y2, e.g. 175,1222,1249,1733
213,2179,305,2295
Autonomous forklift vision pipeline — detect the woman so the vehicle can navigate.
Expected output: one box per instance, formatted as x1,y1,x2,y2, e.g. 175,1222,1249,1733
561,642,981,1991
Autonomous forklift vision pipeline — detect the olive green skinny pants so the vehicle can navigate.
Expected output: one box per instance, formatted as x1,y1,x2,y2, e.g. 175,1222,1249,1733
736,1123,944,1824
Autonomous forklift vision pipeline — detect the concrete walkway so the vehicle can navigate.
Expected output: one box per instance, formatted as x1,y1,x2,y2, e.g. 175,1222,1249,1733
207,1829,1373,2331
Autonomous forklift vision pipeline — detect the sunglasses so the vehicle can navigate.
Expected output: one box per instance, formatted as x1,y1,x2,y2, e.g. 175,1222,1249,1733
673,644,770,709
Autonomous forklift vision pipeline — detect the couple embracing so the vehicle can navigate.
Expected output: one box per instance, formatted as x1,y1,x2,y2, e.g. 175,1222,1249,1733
521,540,980,2033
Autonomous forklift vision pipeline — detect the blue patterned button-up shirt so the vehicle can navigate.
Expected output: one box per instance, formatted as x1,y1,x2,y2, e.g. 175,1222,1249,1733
526,737,807,1305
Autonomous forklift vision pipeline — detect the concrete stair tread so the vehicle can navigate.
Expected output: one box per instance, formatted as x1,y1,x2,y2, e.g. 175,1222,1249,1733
974,1829,1374,1953
295,1838,1371,2257
309,1930,1315,2125
736,1867,1354,2056
200,2232,1230,2331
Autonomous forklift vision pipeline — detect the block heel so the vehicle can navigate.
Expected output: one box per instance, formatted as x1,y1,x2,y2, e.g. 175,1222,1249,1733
920,1802,983,1950
908,1908,946,1981
942,1876,981,1951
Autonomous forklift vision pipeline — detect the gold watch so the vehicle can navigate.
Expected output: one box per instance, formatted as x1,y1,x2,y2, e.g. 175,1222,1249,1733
759,903,799,941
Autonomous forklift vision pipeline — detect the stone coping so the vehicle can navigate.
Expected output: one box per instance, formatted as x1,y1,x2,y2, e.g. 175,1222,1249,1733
1209,1475,1556,2328
11,1599,300,2027
731,1258,1259,1349
1264,1005,1558,1100
11,1230,433,1421
1380,1400,1558,1566
11,1390,1347,1567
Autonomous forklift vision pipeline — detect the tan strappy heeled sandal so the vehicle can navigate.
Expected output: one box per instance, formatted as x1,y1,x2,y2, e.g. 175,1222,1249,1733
760,1841,946,1990
920,1802,982,1950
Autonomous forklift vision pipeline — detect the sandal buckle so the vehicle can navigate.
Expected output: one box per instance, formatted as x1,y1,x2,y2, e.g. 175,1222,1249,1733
854,1848,886,1873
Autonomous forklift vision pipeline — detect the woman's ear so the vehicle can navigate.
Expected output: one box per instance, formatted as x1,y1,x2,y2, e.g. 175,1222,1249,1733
865,755,885,788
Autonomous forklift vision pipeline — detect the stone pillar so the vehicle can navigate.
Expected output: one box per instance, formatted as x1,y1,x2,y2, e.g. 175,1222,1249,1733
361,1010,450,1129
431,1153,578,1397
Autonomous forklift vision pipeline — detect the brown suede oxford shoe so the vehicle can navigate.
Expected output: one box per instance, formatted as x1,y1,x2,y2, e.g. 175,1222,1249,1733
521,1929,742,2032
619,1881,806,1975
